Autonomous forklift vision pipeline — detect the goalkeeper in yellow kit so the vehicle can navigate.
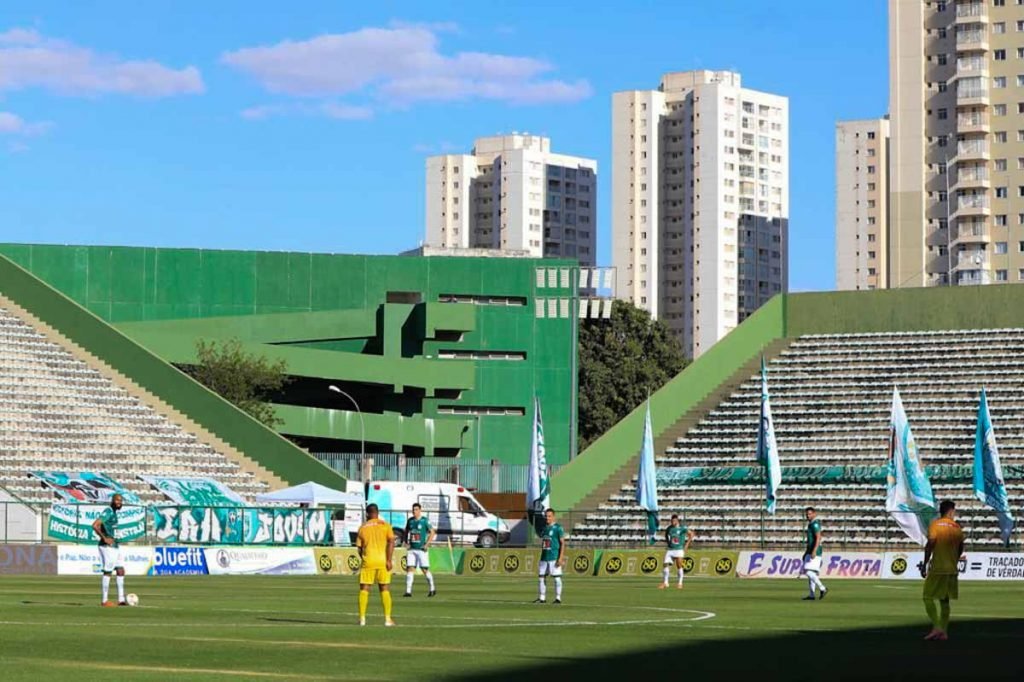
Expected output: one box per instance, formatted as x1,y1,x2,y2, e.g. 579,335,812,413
356,503,396,626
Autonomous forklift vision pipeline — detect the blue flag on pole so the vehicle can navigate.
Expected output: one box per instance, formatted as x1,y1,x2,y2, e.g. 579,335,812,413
756,357,781,515
974,388,1014,546
636,399,659,542
886,387,937,546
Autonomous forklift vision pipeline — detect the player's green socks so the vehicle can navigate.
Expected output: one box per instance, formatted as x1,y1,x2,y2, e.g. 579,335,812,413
923,598,939,629
382,591,393,619
358,590,369,619
939,600,950,632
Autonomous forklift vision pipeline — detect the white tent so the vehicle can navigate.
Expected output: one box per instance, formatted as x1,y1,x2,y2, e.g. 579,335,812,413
255,481,362,507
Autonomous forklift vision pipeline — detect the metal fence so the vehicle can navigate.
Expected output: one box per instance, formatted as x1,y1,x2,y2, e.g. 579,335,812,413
1,501,1017,551
313,453,564,493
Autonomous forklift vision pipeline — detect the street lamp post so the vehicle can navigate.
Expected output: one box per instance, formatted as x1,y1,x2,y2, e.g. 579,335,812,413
328,385,365,458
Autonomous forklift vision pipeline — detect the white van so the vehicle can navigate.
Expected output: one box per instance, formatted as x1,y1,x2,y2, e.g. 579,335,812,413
365,481,511,548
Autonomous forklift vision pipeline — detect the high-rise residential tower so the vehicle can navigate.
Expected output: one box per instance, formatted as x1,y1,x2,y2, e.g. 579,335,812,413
836,118,891,290
612,70,789,357
424,134,597,266
888,0,1024,287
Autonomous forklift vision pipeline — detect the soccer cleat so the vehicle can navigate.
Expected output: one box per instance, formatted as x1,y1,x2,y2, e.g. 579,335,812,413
553,598,561,604
428,590,436,597
818,590,827,600
934,631,948,641
532,598,546,604
801,595,816,601
657,583,668,590
384,619,396,627
677,584,684,590
359,618,366,626
118,601,129,607
403,592,412,598
101,601,117,607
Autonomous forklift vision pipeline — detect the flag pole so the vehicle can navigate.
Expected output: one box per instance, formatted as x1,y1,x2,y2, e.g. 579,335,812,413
758,354,766,550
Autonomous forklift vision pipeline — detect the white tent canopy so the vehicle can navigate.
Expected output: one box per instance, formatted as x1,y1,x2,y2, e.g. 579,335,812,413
255,482,362,507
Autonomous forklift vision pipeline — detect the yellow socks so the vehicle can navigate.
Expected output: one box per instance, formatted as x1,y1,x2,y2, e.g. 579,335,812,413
358,590,369,619
381,590,393,619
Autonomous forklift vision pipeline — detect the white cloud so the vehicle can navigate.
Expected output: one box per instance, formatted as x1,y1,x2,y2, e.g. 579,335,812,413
0,111,51,136
241,102,373,121
0,26,204,97
222,25,590,110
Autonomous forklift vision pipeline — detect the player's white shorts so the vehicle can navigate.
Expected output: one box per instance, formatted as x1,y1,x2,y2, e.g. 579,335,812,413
538,560,563,577
98,545,123,573
407,549,430,569
664,550,686,564
802,554,822,574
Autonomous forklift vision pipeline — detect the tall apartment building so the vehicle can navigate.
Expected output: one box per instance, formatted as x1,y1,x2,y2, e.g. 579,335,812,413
836,118,891,290
887,0,1024,287
424,134,597,266
612,70,789,357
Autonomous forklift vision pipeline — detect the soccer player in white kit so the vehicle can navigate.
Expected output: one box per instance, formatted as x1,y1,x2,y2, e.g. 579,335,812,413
92,493,127,607
403,503,437,597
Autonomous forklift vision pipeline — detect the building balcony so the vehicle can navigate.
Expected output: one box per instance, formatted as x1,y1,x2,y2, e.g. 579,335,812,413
952,167,990,191
956,88,990,107
955,140,990,162
952,196,991,221
956,30,990,52
957,112,990,133
951,220,991,247
957,269,992,285
955,3,988,24
955,56,988,80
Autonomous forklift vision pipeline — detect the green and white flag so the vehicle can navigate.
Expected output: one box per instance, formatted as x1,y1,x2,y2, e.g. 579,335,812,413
756,357,781,514
526,396,550,534
886,387,937,545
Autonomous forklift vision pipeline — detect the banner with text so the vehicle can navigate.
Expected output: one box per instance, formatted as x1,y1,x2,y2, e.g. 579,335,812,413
148,546,209,575
151,506,331,545
596,550,665,577
0,544,58,575
203,547,316,575
314,548,409,576
459,549,540,576
737,551,884,579
57,544,155,575
48,504,147,544
682,550,740,578
882,551,1024,581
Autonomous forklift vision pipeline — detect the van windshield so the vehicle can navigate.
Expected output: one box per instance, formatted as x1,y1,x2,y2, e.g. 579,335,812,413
458,496,484,515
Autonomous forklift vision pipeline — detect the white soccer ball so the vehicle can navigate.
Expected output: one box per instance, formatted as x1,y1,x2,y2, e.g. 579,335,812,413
126,593,139,607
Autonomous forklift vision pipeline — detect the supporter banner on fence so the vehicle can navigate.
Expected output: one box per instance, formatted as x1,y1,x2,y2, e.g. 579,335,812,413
203,547,316,575
682,550,739,578
737,551,884,579
596,550,665,577
314,548,409,576
48,504,147,544
140,475,244,505
30,471,140,503
0,544,58,575
459,549,539,576
151,507,331,545
883,551,1024,581
57,544,155,575
148,546,209,575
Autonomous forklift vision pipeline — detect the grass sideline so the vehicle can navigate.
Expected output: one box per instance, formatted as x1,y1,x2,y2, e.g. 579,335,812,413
0,576,1021,681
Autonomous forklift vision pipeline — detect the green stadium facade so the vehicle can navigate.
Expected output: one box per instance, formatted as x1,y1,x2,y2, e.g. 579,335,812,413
0,244,577,467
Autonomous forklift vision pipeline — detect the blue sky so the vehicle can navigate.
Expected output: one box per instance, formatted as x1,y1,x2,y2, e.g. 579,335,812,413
0,1,888,292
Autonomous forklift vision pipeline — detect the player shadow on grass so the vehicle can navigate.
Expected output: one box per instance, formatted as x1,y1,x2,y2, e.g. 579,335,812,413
447,618,1024,681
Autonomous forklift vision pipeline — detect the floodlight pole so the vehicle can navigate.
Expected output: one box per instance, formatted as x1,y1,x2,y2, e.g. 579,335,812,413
328,385,365,458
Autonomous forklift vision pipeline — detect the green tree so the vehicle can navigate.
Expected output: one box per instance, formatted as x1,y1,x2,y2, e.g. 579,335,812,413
578,300,687,450
187,338,290,429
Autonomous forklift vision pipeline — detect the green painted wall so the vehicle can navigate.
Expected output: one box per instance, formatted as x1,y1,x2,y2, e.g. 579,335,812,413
0,244,576,465
0,253,346,488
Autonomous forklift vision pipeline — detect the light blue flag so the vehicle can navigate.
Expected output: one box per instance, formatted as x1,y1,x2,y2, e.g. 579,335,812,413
974,389,1014,546
756,357,781,514
635,400,658,513
886,387,937,546
526,396,550,535
635,400,659,543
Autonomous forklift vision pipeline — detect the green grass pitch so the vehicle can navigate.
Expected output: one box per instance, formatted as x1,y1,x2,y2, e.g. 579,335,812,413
0,575,1021,681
